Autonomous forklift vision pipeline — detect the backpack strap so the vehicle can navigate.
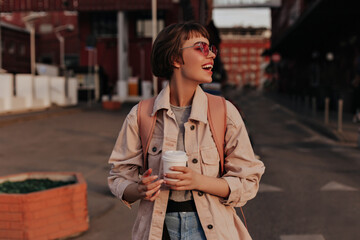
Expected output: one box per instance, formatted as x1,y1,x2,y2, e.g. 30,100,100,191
137,97,157,172
205,93,227,176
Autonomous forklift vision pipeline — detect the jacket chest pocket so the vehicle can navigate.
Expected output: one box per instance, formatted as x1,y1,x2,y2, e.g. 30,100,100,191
200,147,220,177
147,136,163,174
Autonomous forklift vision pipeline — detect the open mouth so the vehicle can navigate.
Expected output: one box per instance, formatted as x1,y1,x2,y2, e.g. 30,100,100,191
202,64,213,71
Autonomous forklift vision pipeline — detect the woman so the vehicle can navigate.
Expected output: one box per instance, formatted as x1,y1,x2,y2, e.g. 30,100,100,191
108,22,265,240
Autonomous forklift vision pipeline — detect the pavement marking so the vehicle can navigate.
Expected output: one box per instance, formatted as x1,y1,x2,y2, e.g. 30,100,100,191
258,183,283,193
320,181,358,191
280,234,325,240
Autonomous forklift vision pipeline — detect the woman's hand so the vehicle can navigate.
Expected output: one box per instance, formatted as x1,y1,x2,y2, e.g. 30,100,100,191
137,168,163,201
164,166,231,198
164,166,201,191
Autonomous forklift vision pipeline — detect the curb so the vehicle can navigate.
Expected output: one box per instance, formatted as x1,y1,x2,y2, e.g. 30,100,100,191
263,93,355,144
297,116,341,142
0,108,83,128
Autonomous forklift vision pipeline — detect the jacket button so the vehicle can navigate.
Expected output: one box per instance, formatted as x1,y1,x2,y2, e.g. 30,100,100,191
207,224,213,229
198,191,203,196
152,147,157,152
190,125,195,130
192,158,198,164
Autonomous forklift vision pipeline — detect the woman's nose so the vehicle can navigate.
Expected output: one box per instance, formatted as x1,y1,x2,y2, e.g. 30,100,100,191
208,50,216,59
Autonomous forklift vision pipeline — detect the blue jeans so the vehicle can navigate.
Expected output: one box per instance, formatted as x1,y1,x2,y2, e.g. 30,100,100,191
164,212,206,240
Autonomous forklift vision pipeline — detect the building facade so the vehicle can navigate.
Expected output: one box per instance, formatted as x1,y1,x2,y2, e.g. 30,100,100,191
0,21,31,73
268,0,360,114
0,0,214,99
219,27,270,88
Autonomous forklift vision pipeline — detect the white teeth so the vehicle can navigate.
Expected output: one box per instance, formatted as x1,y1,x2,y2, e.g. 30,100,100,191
202,64,213,70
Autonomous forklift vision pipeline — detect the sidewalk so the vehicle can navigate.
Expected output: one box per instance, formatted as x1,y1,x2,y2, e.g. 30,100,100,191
265,92,359,148
0,101,139,239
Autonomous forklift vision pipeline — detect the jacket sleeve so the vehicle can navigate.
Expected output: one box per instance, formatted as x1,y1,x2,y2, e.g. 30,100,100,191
108,104,143,208
220,100,265,207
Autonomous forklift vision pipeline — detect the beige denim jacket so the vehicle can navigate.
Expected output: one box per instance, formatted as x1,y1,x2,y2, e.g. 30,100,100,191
108,85,265,240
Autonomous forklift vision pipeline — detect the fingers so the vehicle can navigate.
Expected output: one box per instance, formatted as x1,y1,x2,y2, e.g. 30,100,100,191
170,166,188,173
138,176,163,201
165,179,190,191
143,183,162,200
143,168,153,178
141,175,159,185
164,173,185,181
148,189,161,201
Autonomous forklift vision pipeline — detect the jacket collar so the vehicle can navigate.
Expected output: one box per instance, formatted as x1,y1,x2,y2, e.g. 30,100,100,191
152,84,208,124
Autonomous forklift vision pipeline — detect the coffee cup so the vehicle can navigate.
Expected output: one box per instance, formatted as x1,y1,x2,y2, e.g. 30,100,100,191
162,151,188,181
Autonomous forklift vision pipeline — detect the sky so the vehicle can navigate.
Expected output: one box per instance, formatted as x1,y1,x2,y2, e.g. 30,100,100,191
212,8,271,28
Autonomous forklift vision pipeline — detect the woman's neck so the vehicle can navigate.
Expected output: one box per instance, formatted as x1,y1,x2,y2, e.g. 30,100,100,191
169,77,197,107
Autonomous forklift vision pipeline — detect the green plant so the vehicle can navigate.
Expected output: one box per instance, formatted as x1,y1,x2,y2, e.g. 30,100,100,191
0,178,76,194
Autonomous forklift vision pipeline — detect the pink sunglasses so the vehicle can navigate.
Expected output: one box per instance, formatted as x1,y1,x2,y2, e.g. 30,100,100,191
181,42,217,57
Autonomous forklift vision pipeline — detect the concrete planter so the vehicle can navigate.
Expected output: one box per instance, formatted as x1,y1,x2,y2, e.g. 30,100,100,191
0,172,89,240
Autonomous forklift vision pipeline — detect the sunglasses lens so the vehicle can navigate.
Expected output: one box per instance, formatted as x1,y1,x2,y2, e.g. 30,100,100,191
200,42,209,56
210,45,217,56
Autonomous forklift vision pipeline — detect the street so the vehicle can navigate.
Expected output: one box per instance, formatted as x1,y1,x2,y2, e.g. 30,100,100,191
1,91,359,240
230,90,360,240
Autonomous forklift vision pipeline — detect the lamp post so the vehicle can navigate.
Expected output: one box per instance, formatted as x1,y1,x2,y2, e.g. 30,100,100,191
22,12,46,103
0,13,3,72
54,24,74,74
152,0,158,96
23,12,47,76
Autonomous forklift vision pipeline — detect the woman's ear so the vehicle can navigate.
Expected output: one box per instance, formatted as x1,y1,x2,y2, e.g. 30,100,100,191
172,56,182,69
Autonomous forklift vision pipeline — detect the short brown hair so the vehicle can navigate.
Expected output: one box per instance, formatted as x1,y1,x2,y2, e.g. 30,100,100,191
151,21,210,79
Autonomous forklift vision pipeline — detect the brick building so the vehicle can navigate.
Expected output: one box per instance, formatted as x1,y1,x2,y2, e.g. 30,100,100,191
0,0,214,99
219,27,270,88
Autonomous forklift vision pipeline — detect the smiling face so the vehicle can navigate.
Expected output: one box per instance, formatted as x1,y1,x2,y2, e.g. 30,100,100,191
174,35,216,86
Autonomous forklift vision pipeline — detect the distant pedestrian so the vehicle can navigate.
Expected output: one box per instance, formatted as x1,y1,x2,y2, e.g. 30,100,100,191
108,21,265,240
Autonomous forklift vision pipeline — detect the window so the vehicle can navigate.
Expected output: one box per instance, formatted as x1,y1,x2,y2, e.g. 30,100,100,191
65,55,79,67
136,19,164,38
19,44,26,56
221,48,229,54
249,48,256,54
39,24,53,34
92,12,117,37
231,48,238,53
231,56,239,63
250,72,256,79
241,48,247,54
64,11,78,16
8,42,16,55
250,56,257,62
241,56,247,62
1,41,4,53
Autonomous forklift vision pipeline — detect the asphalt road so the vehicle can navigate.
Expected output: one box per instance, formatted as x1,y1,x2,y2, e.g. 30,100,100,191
229,90,360,240
1,91,359,240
